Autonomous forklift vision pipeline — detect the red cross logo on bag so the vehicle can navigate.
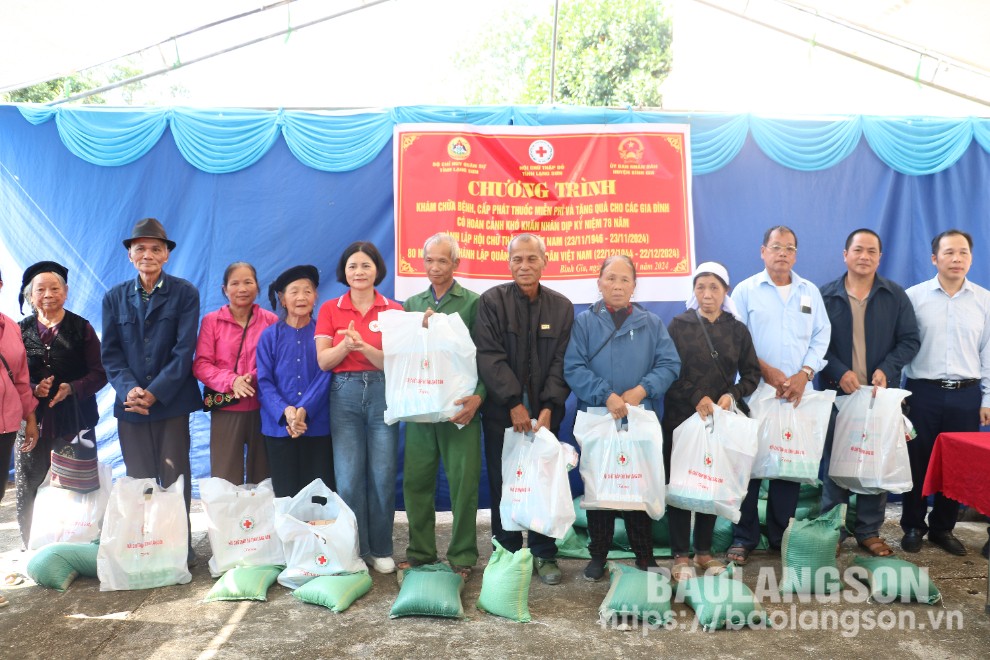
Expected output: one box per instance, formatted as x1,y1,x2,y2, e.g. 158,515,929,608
516,465,524,479
617,452,628,466
704,452,713,467
316,554,328,566
239,516,255,532
421,358,430,369
782,428,793,442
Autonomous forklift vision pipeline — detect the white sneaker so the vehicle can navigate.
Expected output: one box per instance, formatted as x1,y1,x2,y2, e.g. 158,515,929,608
367,556,396,574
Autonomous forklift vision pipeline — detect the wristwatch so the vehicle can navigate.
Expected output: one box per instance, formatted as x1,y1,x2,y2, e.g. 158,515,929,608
800,366,815,380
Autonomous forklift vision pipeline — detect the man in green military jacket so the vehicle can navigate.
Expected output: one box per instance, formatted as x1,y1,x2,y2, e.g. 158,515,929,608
399,232,485,580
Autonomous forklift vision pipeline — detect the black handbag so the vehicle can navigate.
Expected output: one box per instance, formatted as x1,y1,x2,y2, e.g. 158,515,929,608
695,310,751,417
203,310,251,412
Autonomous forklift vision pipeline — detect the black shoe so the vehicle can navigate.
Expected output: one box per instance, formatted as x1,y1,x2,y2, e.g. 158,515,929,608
636,558,659,571
583,558,607,582
981,539,989,559
929,532,967,556
901,529,924,553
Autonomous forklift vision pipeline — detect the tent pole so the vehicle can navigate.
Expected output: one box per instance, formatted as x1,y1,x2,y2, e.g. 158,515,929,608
549,0,560,104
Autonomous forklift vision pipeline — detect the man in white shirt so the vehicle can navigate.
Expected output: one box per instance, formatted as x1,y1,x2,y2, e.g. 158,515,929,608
901,229,990,557
727,225,831,564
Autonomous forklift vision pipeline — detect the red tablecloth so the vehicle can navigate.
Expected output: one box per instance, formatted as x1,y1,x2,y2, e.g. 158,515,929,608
923,432,990,517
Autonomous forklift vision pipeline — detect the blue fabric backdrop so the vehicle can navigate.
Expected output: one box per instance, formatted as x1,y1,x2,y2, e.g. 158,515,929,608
2,103,989,509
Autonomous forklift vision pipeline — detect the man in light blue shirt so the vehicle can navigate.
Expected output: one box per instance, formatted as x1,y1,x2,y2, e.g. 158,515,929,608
901,229,990,558
727,226,831,564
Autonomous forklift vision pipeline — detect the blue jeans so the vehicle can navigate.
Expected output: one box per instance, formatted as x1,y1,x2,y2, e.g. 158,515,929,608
330,371,399,559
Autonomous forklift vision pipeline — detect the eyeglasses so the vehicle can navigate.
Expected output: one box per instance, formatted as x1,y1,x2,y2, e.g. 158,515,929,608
766,243,797,255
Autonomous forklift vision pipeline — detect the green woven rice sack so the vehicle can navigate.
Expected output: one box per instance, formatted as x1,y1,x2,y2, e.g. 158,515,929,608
204,565,283,602
793,483,822,521
612,517,631,550
779,504,845,595
293,572,373,612
27,542,99,592
680,566,765,631
651,515,669,545
599,562,672,626
389,563,464,619
852,556,941,605
476,541,532,622
845,494,858,536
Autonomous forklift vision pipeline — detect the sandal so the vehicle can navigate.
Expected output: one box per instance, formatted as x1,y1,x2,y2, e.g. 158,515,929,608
858,536,894,557
671,560,695,583
450,564,473,582
694,558,727,576
3,574,24,587
725,545,751,566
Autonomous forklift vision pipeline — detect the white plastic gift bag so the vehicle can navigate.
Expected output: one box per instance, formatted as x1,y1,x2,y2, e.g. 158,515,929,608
829,386,913,495
274,478,366,589
573,406,666,520
380,309,478,425
200,477,285,577
28,461,112,549
499,425,576,539
97,475,191,591
666,406,761,523
749,383,836,484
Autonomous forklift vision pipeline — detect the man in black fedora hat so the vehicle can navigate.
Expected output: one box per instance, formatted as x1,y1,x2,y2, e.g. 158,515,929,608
101,217,202,563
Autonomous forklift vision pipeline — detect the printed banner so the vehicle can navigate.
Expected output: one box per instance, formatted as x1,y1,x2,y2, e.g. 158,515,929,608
393,123,695,303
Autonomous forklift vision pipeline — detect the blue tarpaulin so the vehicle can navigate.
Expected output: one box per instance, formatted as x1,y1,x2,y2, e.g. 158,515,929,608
2,103,989,509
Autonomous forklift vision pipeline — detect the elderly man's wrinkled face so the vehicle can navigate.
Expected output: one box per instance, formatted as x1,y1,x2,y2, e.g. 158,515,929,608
128,238,169,280
424,241,458,289
509,238,546,287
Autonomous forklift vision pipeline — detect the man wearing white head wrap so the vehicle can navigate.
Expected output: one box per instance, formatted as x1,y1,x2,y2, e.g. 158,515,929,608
725,226,831,565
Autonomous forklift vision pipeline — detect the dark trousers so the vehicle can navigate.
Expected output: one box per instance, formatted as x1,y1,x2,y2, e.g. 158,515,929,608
0,431,15,503
820,405,887,543
901,379,980,535
660,420,718,556
733,478,800,550
118,416,192,509
587,509,654,564
118,416,193,550
264,434,334,499
210,409,269,486
482,416,558,560
668,506,717,556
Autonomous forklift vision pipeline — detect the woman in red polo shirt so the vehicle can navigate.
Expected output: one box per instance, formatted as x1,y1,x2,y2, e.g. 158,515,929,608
315,241,403,574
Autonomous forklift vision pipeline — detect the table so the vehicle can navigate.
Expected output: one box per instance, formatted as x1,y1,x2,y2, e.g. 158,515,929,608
923,431,990,614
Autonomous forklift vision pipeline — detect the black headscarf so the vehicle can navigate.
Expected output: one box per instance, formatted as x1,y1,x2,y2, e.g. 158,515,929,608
268,265,320,310
19,260,69,312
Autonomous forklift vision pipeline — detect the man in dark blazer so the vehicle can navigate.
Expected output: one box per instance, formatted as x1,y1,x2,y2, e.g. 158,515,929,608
101,218,202,562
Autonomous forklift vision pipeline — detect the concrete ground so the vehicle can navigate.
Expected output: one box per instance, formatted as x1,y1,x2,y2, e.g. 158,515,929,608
1,499,988,660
